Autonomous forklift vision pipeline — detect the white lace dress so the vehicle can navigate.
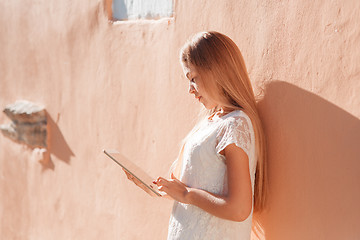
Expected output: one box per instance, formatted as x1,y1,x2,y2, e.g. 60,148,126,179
167,110,257,240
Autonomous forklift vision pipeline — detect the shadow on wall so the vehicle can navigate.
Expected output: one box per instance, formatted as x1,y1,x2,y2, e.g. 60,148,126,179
256,81,360,240
41,112,75,171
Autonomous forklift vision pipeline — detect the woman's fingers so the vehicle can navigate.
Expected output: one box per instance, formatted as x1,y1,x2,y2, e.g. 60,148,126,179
123,169,132,179
122,168,142,187
122,171,173,198
158,185,167,192
171,173,187,186
156,177,170,188
156,176,186,189
156,177,176,195
156,176,166,182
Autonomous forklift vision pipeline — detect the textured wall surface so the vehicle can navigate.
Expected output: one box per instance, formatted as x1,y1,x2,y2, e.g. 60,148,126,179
0,0,359,239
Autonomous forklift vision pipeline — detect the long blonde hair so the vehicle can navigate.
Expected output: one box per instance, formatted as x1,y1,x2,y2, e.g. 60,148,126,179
173,31,267,213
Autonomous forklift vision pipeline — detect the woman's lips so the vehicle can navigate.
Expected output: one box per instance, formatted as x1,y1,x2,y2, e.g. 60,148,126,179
196,96,202,101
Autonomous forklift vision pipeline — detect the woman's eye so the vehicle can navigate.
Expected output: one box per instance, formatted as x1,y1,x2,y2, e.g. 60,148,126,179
190,78,195,83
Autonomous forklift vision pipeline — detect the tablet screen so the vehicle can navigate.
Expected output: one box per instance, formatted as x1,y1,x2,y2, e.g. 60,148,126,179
103,149,162,197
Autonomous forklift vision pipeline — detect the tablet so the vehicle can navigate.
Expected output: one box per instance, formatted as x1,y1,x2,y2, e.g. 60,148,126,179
103,149,162,197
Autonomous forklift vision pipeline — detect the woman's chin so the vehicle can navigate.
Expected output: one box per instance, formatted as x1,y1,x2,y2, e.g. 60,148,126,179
198,98,217,110
202,104,216,110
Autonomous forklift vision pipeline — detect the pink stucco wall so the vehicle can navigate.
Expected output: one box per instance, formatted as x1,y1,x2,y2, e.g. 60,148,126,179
1,1,360,239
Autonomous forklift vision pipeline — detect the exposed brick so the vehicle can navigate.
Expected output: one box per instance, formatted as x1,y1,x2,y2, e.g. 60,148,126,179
0,100,47,148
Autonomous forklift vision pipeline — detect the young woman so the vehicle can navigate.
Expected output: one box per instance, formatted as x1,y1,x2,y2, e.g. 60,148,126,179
127,31,267,239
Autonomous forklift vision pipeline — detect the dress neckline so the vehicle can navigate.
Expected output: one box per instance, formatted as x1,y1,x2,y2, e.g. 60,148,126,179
208,109,240,122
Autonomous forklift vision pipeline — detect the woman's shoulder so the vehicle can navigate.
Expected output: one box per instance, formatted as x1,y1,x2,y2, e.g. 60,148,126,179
216,110,254,139
215,110,254,157
220,110,252,125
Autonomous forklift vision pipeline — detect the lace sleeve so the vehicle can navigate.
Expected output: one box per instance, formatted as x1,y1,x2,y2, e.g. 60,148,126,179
215,114,252,158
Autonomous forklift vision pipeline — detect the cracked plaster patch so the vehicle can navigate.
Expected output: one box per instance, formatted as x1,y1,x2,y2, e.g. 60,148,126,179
1,100,47,148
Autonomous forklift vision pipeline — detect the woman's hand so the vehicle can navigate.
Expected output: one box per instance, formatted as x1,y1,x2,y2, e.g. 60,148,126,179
154,173,190,203
122,168,155,195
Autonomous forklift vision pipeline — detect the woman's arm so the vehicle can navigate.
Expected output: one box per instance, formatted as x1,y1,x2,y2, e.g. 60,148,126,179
155,143,253,222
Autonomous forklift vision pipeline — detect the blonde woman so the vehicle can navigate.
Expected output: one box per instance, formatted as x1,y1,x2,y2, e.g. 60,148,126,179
130,31,267,239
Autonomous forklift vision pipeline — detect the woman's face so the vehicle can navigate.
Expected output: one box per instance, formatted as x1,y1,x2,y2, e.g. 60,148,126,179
182,64,218,110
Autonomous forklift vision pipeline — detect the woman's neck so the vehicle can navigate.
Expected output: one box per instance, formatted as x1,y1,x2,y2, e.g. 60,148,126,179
207,107,233,120
217,107,233,116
